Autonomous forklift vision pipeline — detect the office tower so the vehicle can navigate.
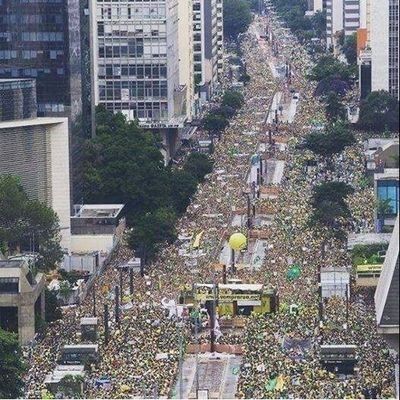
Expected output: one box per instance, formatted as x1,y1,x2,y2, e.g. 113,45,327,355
375,215,399,351
0,0,93,129
358,0,372,98
326,0,344,48
178,0,195,122
216,0,224,78
0,79,71,251
344,0,361,37
371,0,399,99
193,0,222,104
94,0,190,161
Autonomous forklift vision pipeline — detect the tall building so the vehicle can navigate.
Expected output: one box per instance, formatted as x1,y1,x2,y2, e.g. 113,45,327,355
0,0,93,129
178,0,195,122
94,0,190,161
344,0,361,37
326,0,344,48
375,215,399,351
0,79,71,251
193,0,222,104
371,0,399,99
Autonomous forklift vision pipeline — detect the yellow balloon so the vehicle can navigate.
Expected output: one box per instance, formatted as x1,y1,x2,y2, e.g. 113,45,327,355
229,233,247,251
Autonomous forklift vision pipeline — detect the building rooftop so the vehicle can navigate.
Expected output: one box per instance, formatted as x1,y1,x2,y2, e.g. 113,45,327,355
72,204,125,219
0,260,25,269
0,117,67,129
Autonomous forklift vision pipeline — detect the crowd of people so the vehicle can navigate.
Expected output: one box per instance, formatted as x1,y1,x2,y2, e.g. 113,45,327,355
22,13,397,400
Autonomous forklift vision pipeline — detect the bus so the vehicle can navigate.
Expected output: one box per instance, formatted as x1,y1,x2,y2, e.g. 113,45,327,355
355,264,383,287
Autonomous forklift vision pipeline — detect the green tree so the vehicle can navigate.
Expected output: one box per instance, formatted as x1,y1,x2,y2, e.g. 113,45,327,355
223,0,252,40
342,33,357,65
45,288,62,322
358,90,399,132
0,175,63,271
309,54,353,82
202,113,229,136
128,207,177,262
222,89,245,110
304,122,356,158
0,329,25,398
183,153,214,182
169,170,198,215
325,91,347,121
81,106,171,222
58,281,73,305
310,182,355,240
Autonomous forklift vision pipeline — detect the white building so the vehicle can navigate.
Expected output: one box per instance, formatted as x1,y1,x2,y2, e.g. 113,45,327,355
326,0,344,48
193,0,222,104
0,79,71,251
344,0,361,37
375,215,399,351
94,0,190,161
178,0,196,122
371,0,399,99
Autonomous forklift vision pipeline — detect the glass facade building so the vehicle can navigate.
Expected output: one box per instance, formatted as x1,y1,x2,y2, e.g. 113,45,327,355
389,0,399,98
0,78,37,121
0,0,92,127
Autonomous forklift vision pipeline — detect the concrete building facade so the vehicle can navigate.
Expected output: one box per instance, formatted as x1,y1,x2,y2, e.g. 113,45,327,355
371,0,399,99
193,0,222,103
94,0,190,161
326,0,344,48
375,215,399,351
0,260,46,345
0,79,71,251
344,0,361,37
178,0,195,122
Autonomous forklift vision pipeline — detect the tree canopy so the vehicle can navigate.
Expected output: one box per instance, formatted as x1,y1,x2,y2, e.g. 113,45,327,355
0,175,63,271
0,329,25,398
309,55,353,83
223,0,253,40
304,122,356,157
342,33,357,65
358,90,399,132
310,182,355,240
82,107,215,263
222,89,245,110
325,92,347,122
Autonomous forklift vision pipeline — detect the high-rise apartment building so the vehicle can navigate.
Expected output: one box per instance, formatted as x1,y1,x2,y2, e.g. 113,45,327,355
371,0,399,99
326,0,344,48
178,0,195,122
193,0,222,103
0,0,93,131
94,0,190,160
0,79,71,251
344,0,361,37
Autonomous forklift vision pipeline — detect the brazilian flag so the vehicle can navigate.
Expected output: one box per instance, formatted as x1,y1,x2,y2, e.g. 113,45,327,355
265,377,277,391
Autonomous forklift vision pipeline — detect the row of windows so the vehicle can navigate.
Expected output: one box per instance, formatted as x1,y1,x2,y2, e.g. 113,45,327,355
0,49,64,60
0,14,63,25
21,32,64,41
38,103,65,112
0,67,64,77
98,64,167,78
103,102,169,120
0,278,19,294
98,5,166,20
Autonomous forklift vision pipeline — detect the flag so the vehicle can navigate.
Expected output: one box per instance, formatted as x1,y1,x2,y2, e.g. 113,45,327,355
275,375,285,391
265,377,277,391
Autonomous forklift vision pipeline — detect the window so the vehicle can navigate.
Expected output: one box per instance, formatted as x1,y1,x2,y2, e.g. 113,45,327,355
377,180,399,216
0,278,19,293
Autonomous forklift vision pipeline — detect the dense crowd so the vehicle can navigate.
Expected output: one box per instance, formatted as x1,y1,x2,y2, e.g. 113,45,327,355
22,14,397,400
